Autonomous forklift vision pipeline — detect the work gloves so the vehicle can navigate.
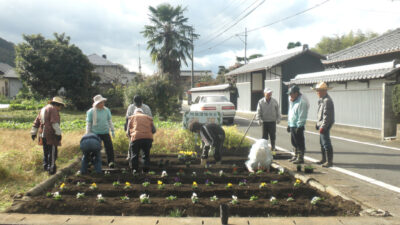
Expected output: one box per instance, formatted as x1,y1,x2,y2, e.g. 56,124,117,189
55,135,62,142
111,130,115,138
315,124,324,134
31,135,36,141
286,126,290,133
257,120,262,126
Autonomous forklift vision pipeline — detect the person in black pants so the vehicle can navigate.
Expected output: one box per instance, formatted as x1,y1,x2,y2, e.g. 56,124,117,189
256,88,281,152
189,121,225,165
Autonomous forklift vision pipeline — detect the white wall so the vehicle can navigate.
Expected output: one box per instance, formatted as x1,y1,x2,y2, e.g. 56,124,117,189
299,79,383,130
237,82,251,111
265,79,281,111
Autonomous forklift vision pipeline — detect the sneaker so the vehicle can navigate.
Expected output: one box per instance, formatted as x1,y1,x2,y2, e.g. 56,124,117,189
108,162,115,168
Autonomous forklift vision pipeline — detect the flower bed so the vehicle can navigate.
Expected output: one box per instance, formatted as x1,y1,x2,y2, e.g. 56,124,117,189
8,154,361,217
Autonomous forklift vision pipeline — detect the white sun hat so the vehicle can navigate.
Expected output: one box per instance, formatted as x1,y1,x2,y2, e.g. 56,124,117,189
92,94,107,107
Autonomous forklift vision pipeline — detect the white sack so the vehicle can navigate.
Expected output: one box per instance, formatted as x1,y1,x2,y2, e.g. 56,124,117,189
245,139,273,171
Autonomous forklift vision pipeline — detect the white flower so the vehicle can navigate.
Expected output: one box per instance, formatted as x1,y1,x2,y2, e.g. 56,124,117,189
192,193,197,198
53,192,60,197
97,194,103,199
161,171,168,177
140,194,149,200
191,192,199,204
270,196,276,202
311,196,322,205
219,170,224,176
232,195,237,200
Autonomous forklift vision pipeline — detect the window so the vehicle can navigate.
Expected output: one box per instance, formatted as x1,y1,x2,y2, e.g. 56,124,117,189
202,96,229,103
194,96,200,104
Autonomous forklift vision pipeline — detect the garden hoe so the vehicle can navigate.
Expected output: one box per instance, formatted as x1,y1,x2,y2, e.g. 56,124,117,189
236,113,257,152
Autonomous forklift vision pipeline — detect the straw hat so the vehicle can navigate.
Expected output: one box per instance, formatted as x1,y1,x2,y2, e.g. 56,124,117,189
93,94,107,107
312,82,332,91
49,97,65,106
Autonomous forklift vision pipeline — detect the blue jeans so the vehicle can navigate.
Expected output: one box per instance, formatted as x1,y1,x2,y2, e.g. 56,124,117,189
320,127,332,150
81,149,102,174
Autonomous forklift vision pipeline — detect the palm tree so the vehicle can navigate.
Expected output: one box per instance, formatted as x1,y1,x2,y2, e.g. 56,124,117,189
142,3,198,82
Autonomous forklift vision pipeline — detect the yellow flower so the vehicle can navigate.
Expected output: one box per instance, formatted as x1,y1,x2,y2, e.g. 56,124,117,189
60,183,65,189
157,180,163,185
260,182,267,188
192,181,198,186
227,183,233,187
295,179,301,184
125,182,131,186
91,183,97,188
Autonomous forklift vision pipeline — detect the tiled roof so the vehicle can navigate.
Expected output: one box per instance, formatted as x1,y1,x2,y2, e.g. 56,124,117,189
189,84,229,92
4,68,18,78
87,54,117,66
323,28,400,64
0,62,13,73
226,46,324,76
290,60,400,85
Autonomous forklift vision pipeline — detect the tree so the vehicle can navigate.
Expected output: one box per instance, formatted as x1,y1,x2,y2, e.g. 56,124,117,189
0,37,15,66
287,41,301,49
215,66,229,84
312,30,379,55
15,33,99,110
142,3,199,83
236,54,263,63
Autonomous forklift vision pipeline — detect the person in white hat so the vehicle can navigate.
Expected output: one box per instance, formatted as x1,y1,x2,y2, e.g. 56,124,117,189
86,94,116,168
31,97,65,175
256,88,281,152
313,82,335,167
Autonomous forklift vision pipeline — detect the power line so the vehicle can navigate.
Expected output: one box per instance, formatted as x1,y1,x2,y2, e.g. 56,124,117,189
195,0,330,54
197,0,266,47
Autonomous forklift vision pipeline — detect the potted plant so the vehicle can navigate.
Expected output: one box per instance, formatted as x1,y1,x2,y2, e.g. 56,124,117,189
304,164,314,173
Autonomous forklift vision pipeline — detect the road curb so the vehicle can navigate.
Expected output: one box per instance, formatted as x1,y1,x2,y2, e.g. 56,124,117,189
25,158,80,197
270,162,391,217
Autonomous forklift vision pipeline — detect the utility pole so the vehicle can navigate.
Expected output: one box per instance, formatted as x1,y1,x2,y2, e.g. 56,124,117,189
244,27,247,64
191,29,194,88
138,44,142,74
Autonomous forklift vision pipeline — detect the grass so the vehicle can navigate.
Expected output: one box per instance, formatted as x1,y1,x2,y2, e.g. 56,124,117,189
0,107,250,212
0,129,84,211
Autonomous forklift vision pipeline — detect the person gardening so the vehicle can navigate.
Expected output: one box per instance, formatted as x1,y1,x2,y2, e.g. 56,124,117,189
287,85,309,164
31,97,65,175
127,108,155,173
256,87,281,152
189,121,225,165
124,95,152,160
86,94,116,168
313,82,335,167
80,133,102,174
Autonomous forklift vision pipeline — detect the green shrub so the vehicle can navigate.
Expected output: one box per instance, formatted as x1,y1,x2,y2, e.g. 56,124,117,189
103,85,124,108
223,125,251,149
124,76,181,119
113,129,130,154
9,99,46,110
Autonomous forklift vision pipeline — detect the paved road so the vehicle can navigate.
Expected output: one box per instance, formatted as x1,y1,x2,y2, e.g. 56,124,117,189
234,116,400,190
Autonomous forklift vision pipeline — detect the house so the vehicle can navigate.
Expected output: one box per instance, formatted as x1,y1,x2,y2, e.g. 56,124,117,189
180,70,213,91
225,45,325,114
323,28,400,69
0,63,22,98
87,54,136,88
290,28,400,139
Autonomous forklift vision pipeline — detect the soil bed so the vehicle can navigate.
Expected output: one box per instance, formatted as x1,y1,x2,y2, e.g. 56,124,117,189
8,154,361,217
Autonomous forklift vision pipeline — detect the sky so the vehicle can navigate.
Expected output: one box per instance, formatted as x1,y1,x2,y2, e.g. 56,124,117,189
1,0,400,75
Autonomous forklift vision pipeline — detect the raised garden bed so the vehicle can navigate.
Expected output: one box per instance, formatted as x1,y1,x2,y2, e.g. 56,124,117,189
8,154,361,217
